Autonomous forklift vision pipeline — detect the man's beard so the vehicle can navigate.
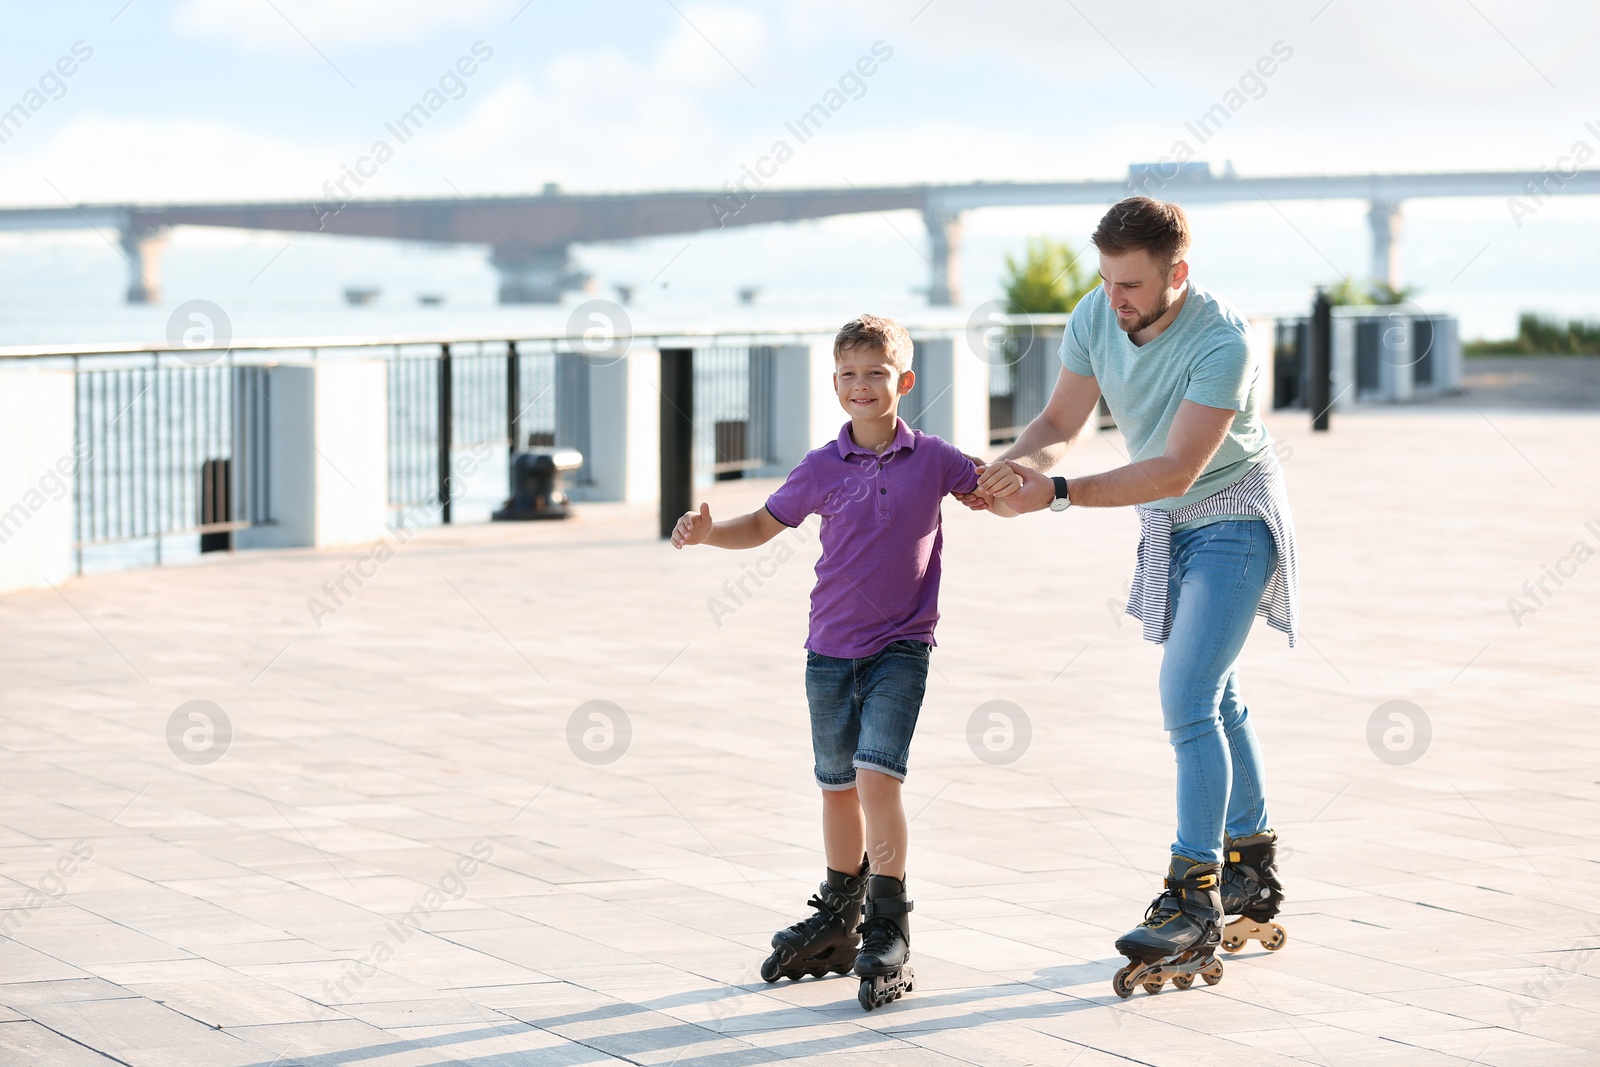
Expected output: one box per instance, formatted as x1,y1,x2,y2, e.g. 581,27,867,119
1116,287,1174,335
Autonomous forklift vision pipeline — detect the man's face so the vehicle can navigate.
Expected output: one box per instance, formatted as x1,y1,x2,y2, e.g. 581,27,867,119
833,344,912,419
1099,249,1185,335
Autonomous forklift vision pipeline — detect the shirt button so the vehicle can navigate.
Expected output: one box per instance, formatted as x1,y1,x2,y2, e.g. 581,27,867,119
879,488,887,494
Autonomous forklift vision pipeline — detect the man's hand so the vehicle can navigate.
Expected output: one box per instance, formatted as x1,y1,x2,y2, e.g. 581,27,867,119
1010,462,1055,513
971,461,1054,514
671,502,713,548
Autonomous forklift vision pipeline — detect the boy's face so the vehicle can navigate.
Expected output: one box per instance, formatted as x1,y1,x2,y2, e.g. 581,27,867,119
833,343,913,421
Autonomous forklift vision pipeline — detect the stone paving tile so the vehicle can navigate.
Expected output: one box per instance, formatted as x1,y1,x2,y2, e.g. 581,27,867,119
0,1020,130,1067
2,411,1598,1065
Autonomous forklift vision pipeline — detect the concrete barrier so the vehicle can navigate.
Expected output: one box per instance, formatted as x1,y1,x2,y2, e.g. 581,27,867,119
0,367,77,593
236,361,389,550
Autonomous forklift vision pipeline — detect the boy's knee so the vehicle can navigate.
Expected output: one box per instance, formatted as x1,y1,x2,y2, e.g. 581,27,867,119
854,768,902,800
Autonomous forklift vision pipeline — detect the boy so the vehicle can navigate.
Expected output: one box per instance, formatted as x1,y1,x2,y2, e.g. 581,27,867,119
671,314,992,1011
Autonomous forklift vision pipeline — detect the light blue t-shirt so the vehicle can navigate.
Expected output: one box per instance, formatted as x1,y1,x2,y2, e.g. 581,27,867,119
1059,281,1272,523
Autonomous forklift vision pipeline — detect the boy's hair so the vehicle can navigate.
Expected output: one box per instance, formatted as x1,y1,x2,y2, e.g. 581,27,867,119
833,314,914,377
1091,196,1192,270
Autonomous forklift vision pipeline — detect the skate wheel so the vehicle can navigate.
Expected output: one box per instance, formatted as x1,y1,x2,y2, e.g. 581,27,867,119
858,982,877,1011
1221,935,1244,953
1202,960,1224,986
1172,974,1194,991
1112,963,1137,999
1264,924,1287,951
759,955,781,983
1142,979,1164,995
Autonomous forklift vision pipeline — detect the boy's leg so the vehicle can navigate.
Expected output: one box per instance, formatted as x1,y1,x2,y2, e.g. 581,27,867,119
821,787,865,872
857,771,906,878
851,637,927,878
849,639,926,1009
758,651,870,983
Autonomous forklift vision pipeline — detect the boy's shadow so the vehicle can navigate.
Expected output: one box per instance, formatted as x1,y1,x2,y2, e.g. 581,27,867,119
228,958,1189,1067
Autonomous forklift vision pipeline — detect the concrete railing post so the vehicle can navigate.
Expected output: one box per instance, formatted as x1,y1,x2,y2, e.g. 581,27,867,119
762,341,838,477
571,350,660,504
234,360,389,550
0,367,78,593
908,335,990,456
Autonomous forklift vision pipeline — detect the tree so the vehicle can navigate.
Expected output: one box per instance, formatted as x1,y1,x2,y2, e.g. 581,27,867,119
1002,238,1097,314
1324,275,1418,306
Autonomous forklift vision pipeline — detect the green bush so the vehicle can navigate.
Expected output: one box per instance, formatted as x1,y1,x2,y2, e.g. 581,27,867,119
1324,276,1416,306
1464,313,1600,356
1001,238,1097,314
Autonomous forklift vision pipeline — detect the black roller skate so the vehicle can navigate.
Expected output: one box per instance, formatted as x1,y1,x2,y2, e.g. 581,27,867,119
1111,855,1225,998
760,857,868,982
854,873,915,1011
1221,830,1288,953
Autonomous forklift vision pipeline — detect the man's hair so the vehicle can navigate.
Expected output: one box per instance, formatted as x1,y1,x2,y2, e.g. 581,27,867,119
833,313,913,376
1091,196,1192,268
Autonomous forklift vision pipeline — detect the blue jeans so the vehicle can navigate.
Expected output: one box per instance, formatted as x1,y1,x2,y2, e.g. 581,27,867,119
805,639,930,788
1160,519,1275,865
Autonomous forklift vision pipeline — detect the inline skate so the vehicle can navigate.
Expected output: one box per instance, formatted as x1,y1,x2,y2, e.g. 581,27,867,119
1220,830,1287,953
1112,855,1225,998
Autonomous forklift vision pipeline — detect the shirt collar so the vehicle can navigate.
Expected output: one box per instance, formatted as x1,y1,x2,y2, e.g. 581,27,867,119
835,417,916,459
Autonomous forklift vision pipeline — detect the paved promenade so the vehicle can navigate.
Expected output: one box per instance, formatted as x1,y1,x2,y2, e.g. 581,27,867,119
2,408,1597,1066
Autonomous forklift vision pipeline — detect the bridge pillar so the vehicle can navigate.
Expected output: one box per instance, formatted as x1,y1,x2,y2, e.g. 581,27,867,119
1368,200,1403,292
491,244,591,304
923,207,963,306
120,225,169,304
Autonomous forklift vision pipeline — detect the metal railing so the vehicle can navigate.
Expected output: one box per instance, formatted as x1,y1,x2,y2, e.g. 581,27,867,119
2,316,1071,571
695,344,774,481
68,354,271,572
985,326,1064,444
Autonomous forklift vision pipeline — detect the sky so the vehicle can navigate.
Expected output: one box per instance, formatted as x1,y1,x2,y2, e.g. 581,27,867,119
2,0,1599,340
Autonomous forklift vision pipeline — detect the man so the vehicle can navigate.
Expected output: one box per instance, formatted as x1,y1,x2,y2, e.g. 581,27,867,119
968,196,1298,998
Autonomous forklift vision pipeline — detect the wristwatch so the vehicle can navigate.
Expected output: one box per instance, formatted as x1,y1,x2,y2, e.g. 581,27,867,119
1049,476,1073,512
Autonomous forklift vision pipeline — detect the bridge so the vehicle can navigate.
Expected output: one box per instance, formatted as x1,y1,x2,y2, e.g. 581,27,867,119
2,167,1593,305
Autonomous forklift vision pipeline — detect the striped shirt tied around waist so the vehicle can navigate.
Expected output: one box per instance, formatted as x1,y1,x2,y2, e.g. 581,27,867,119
1126,453,1299,647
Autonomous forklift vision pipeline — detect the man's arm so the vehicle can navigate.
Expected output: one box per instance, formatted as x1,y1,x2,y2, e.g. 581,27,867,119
997,400,1237,513
996,365,1102,472
958,367,1102,509
671,503,787,549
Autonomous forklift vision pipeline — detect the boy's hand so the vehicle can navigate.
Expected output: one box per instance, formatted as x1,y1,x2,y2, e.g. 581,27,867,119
975,461,1025,498
671,502,713,549
951,489,990,511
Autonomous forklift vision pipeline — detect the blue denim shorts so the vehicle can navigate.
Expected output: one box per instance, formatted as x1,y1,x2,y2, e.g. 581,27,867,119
805,639,930,789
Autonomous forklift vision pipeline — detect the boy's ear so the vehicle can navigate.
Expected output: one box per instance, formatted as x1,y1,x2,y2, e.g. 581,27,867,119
898,369,916,395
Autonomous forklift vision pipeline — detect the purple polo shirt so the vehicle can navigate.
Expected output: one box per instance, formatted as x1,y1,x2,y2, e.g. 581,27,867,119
765,418,978,660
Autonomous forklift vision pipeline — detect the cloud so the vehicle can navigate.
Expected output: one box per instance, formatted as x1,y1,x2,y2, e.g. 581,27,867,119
0,8,766,205
172,0,514,54
0,114,328,204
655,4,768,87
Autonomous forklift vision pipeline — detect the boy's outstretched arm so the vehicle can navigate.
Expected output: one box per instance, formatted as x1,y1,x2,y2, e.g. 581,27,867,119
671,503,786,550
